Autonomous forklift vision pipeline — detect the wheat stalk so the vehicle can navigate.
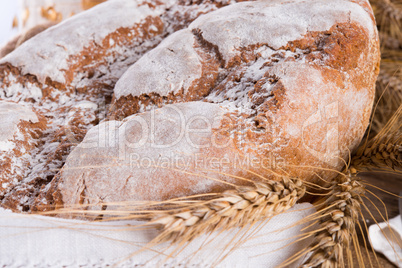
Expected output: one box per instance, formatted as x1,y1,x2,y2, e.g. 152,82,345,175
301,172,365,268
371,0,402,48
369,0,402,139
353,102,402,172
371,59,402,133
145,177,305,244
379,32,402,50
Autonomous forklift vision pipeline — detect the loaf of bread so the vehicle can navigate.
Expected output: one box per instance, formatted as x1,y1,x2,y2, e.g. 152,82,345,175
0,101,46,202
0,0,246,211
33,0,380,213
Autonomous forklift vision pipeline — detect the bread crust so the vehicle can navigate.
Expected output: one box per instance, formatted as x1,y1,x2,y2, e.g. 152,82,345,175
0,101,47,201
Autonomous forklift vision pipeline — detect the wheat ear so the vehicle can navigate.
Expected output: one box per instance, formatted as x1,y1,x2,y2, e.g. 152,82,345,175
353,132,401,172
353,103,402,172
301,172,364,267
146,177,305,244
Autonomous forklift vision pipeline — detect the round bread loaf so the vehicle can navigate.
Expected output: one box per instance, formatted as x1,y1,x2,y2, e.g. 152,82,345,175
36,0,380,213
0,0,247,211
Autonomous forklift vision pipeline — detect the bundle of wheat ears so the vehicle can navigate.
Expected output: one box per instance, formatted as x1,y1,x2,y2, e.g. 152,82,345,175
2,0,401,267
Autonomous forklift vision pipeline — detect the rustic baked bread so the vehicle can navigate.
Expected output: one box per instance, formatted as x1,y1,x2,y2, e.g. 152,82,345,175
0,0,246,211
36,0,380,213
0,101,46,202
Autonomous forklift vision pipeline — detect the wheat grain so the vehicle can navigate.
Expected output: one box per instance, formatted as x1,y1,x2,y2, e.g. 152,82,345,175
145,177,305,244
301,173,364,268
353,132,401,171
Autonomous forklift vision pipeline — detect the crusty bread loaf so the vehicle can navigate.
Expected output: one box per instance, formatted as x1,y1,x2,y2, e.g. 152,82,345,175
0,101,47,201
0,0,247,211
35,0,380,214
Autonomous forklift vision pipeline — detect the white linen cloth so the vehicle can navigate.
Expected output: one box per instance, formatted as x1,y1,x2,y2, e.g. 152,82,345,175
0,203,315,267
369,215,402,267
